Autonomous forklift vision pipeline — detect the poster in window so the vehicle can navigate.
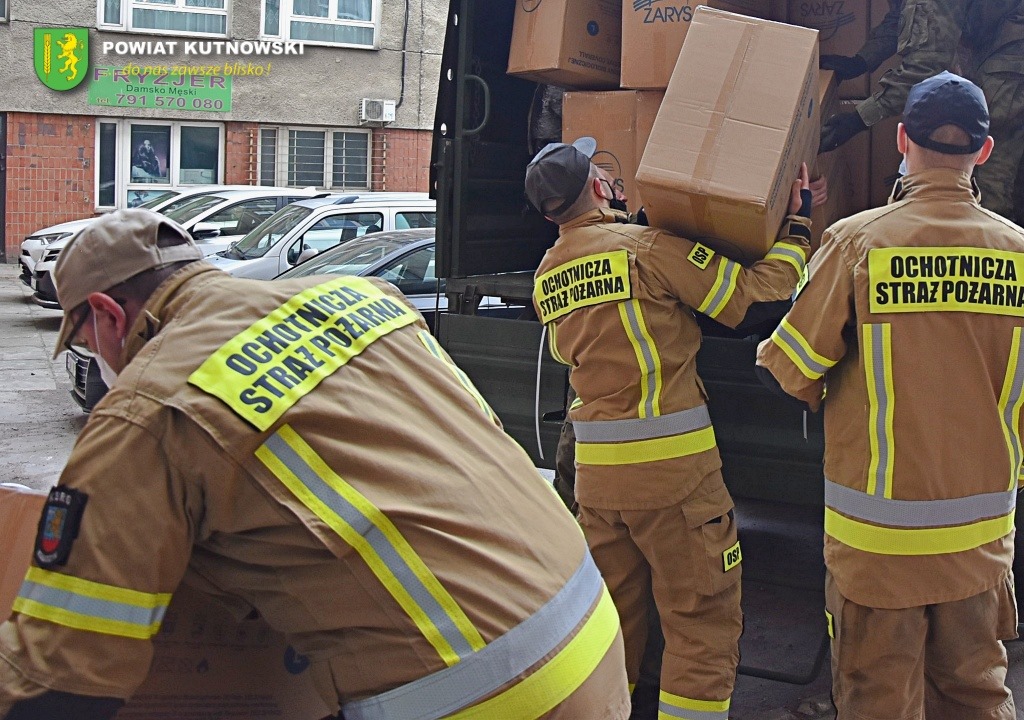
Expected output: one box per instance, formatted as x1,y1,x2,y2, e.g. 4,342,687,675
130,125,170,183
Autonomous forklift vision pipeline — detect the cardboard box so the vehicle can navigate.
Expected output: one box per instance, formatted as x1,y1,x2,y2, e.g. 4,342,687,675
636,7,820,261
817,68,839,130
562,90,665,211
508,0,622,89
0,484,46,620
870,111,903,208
620,0,784,90
786,0,871,99
0,485,332,720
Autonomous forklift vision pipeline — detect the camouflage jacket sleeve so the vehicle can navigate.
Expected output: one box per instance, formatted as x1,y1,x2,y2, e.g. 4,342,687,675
755,229,855,411
856,0,969,126
647,215,812,330
857,0,901,70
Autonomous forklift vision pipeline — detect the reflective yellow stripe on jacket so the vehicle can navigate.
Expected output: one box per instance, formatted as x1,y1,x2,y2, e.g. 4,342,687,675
13,567,171,639
575,405,717,466
418,330,497,424
825,323,1018,555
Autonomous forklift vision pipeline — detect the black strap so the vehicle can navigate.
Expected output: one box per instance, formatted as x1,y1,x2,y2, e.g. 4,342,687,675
4,691,124,720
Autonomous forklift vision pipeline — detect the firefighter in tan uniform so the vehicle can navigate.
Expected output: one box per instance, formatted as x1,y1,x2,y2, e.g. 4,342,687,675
0,209,631,720
758,73,1019,719
526,137,815,719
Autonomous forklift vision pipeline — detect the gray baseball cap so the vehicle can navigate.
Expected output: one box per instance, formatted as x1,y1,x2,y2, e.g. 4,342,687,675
524,137,597,220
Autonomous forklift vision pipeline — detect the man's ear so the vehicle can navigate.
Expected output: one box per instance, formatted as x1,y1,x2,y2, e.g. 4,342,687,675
86,292,128,336
975,135,995,166
896,123,908,154
593,177,609,200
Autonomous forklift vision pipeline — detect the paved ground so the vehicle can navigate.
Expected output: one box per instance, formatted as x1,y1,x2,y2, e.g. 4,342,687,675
1,261,1021,718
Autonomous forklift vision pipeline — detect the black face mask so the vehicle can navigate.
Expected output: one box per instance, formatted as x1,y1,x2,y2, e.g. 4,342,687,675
600,179,629,214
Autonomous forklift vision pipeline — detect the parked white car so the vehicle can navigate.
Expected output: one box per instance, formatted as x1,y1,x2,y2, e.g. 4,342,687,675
205,192,436,280
30,187,324,307
18,185,261,293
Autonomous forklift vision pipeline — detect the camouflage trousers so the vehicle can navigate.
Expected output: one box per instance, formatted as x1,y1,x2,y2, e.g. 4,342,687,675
973,39,1024,223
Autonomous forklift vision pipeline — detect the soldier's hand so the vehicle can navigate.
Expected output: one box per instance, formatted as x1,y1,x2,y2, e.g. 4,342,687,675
819,111,867,154
789,162,812,217
820,54,868,81
809,175,829,209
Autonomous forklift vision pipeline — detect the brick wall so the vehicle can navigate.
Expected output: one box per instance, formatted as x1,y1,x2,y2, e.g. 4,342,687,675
5,113,96,262
370,128,432,192
224,121,260,185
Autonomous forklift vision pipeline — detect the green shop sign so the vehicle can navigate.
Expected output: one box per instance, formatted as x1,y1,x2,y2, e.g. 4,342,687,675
88,65,232,112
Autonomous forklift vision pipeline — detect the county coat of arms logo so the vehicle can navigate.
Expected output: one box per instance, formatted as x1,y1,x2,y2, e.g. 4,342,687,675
34,27,89,90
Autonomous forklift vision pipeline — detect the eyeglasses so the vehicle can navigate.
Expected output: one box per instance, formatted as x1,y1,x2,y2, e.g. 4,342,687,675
62,305,92,354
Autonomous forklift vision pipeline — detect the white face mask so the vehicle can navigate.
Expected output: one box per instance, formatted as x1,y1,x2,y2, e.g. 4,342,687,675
93,314,122,387
899,156,908,177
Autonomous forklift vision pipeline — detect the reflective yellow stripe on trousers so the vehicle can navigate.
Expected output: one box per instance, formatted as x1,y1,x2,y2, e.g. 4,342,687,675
658,691,730,720
256,425,485,665
13,567,171,639
825,323,1018,555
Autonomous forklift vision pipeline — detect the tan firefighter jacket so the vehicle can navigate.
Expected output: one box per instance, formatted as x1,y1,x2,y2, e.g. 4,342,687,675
0,263,629,720
533,208,811,511
758,169,1021,608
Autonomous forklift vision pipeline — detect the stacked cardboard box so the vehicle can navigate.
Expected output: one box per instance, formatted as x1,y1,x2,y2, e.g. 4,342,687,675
636,7,821,261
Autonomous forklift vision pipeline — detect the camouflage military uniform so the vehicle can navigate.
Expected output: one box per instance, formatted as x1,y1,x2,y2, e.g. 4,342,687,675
856,0,1024,222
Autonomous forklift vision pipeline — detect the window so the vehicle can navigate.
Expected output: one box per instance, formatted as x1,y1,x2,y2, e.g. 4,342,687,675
380,245,438,297
0,0,8,21
261,0,376,48
396,212,437,230
259,126,370,190
99,0,229,36
204,198,281,235
95,120,224,209
288,211,383,263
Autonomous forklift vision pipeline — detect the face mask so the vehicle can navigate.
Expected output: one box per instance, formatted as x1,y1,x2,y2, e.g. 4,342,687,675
93,314,122,387
898,156,908,176
600,179,629,213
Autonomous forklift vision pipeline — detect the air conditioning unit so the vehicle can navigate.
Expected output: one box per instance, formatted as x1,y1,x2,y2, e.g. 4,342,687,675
359,98,396,125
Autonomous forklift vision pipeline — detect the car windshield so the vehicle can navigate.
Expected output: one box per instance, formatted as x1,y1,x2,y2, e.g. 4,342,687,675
230,204,314,260
157,192,216,215
282,234,421,278
163,194,226,223
136,191,180,210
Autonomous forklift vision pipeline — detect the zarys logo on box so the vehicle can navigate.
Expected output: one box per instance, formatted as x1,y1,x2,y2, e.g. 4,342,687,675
795,1,855,41
634,0,694,23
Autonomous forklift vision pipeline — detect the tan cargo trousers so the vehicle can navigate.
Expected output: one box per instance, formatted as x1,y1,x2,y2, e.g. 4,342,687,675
825,570,1018,720
578,470,743,715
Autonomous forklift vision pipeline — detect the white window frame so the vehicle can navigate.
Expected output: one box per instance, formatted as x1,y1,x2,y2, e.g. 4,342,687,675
94,118,225,210
260,0,380,49
0,0,9,22
258,125,371,190
97,0,230,38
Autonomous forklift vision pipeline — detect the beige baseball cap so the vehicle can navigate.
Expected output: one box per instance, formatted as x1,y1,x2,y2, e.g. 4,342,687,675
52,208,203,358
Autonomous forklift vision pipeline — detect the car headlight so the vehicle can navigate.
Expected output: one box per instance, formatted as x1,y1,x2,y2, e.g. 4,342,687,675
29,231,73,246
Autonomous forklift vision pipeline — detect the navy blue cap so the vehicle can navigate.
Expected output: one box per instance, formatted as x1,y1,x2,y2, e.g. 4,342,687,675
903,71,989,155
525,137,597,219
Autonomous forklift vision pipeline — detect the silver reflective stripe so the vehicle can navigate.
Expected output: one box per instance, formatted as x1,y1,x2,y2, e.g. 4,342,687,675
704,259,740,318
775,323,831,377
343,553,604,720
1001,332,1024,481
573,405,711,443
766,244,807,271
17,580,168,628
825,479,1018,528
658,703,729,720
867,324,891,498
262,432,477,660
621,300,658,418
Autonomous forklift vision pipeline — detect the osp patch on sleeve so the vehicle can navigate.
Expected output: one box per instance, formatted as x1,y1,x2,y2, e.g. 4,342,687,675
687,243,715,270
722,540,742,572
35,486,88,568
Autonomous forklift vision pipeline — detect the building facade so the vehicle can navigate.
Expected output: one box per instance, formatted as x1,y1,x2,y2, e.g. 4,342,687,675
0,0,446,261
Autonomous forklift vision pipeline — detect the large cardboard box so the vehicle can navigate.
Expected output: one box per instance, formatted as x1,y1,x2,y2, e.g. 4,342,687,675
636,7,820,261
0,485,332,720
562,90,665,211
620,0,784,90
786,0,871,99
508,0,622,89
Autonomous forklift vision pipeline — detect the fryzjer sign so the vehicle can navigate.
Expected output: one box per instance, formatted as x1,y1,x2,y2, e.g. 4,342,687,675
87,66,233,112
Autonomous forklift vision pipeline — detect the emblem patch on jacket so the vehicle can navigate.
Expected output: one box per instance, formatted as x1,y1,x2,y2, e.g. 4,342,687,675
35,486,88,568
688,243,715,270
